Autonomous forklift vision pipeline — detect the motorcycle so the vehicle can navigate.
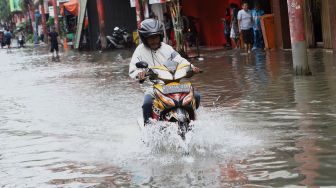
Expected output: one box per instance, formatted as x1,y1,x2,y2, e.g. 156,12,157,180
96,27,133,50
18,35,25,48
136,60,200,140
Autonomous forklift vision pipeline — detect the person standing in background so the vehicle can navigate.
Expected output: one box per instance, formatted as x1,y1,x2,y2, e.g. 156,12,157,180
252,2,265,50
4,28,12,51
230,3,240,49
164,13,173,45
48,26,60,60
238,1,254,53
222,8,231,48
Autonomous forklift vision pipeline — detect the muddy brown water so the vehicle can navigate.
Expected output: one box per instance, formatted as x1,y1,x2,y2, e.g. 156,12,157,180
1,47,335,187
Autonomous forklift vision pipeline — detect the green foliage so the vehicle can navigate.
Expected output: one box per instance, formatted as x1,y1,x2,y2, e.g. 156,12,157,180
26,33,34,43
47,17,55,28
14,21,30,34
20,0,33,13
0,0,12,22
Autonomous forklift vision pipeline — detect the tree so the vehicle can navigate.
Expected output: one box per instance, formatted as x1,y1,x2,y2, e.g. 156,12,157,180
0,0,12,23
20,0,33,13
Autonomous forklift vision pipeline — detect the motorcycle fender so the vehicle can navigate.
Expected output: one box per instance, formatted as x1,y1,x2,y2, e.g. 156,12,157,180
171,108,189,123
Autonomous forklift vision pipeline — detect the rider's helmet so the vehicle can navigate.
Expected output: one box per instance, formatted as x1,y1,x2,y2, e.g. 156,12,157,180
138,19,164,48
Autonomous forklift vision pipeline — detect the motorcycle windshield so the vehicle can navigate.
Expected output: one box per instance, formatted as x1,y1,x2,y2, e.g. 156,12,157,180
163,60,178,73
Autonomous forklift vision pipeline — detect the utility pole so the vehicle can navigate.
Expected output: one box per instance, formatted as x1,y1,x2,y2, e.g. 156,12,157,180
287,0,312,75
96,0,107,49
135,0,143,28
40,0,48,43
28,4,38,44
52,0,59,33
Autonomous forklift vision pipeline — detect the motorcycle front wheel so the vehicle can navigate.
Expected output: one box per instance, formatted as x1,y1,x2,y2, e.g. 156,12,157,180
178,121,191,140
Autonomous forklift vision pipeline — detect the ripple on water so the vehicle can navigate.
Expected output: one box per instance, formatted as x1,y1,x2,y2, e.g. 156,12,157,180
1,48,336,187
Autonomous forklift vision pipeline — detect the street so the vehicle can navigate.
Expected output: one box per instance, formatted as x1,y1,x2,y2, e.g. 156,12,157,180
1,47,336,187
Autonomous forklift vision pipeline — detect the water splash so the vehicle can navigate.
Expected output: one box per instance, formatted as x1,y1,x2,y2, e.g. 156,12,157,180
139,107,264,161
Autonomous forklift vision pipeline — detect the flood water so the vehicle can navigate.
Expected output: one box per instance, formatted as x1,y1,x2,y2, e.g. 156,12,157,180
1,46,336,187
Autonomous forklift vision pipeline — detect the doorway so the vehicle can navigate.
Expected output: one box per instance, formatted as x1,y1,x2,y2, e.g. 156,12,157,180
304,0,324,48
244,0,272,14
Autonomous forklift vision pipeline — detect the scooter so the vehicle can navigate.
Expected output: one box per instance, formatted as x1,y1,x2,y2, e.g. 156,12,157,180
136,60,200,140
108,27,133,48
96,27,133,50
18,35,25,48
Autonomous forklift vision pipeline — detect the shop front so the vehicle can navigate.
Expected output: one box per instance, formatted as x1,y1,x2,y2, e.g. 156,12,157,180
181,0,240,47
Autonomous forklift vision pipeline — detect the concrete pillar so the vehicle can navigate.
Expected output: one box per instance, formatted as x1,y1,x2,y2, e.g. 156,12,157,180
97,0,107,49
40,1,48,43
287,0,312,75
52,0,59,33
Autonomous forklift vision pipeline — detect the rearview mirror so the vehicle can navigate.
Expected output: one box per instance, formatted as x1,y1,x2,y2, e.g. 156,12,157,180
136,61,148,69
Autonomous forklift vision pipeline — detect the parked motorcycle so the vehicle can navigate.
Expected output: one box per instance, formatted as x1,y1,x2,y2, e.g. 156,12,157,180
183,16,199,47
96,27,133,50
18,35,25,48
136,60,201,140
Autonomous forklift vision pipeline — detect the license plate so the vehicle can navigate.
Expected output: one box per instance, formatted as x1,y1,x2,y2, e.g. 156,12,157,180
162,84,190,94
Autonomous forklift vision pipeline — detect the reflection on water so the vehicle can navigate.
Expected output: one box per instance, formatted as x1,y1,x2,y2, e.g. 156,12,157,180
0,47,336,187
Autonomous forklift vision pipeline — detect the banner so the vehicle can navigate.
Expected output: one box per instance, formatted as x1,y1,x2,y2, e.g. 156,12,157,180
149,0,166,4
9,0,22,12
49,6,55,17
58,0,70,6
130,0,135,7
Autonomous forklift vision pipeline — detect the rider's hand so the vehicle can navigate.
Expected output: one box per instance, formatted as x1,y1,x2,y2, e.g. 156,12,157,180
192,66,201,74
137,71,146,80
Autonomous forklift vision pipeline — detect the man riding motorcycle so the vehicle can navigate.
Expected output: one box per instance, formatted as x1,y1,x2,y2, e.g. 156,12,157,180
129,19,201,124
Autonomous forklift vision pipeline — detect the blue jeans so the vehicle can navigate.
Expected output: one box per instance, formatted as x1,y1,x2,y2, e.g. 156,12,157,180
253,29,264,49
143,92,201,123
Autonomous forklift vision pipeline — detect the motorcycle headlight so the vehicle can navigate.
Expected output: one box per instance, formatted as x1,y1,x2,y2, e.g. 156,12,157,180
156,91,175,107
182,91,193,106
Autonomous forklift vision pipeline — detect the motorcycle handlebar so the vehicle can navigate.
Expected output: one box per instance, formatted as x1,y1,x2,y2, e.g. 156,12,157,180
136,68,202,84
136,75,147,84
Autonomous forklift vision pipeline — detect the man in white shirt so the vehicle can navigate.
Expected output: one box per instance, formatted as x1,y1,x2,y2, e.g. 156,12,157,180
237,2,254,53
129,19,201,124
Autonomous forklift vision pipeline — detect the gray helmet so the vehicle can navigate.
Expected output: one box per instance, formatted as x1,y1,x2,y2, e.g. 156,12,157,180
138,19,164,48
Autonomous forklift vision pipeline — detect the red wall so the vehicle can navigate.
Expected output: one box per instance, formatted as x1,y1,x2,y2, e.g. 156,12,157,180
182,0,241,47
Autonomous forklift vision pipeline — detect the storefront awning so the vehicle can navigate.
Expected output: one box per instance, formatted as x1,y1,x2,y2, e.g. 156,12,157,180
61,0,79,16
